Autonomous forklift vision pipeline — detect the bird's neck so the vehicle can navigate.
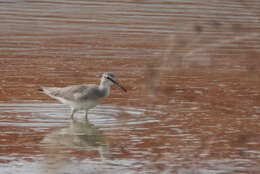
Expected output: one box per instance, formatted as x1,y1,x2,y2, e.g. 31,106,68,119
99,81,111,97
99,79,111,88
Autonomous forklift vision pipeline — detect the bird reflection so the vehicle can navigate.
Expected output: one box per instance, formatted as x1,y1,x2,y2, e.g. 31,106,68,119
42,119,112,160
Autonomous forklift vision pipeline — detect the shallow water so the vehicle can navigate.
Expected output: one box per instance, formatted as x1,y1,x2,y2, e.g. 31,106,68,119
1,102,258,174
0,0,260,174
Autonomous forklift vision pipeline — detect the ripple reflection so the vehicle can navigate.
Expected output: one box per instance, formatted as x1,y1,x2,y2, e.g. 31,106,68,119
42,119,112,159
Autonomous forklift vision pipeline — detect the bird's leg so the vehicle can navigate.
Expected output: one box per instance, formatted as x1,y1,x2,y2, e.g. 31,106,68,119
70,109,76,120
85,110,88,121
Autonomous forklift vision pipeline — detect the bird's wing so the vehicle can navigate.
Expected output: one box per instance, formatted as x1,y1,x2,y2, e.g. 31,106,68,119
58,84,101,102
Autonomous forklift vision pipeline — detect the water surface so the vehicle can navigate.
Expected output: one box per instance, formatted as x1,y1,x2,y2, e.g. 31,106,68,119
0,0,260,173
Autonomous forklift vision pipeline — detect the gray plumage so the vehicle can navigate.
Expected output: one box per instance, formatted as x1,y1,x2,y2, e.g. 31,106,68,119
42,84,107,102
40,72,127,120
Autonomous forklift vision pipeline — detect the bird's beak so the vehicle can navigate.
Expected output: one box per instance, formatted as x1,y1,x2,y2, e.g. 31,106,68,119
107,77,127,92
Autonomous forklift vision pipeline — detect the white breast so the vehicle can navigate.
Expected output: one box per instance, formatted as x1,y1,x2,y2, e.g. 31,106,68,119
56,97,99,110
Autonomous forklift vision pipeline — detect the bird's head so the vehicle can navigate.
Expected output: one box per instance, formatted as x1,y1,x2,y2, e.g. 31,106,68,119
101,72,127,92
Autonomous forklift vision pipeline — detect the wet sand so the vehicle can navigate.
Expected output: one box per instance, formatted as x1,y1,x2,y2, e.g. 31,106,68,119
0,0,260,173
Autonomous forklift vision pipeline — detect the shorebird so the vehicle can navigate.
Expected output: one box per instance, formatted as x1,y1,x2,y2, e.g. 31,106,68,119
39,72,127,120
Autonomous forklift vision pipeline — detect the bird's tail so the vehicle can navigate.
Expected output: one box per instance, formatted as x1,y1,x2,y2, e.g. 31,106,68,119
38,86,50,94
38,87,61,98
38,87,44,92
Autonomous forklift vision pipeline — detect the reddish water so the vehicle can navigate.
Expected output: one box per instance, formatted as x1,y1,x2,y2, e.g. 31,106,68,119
0,0,260,174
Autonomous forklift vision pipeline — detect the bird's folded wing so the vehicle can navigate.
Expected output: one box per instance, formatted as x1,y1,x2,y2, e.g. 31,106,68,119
59,84,99,101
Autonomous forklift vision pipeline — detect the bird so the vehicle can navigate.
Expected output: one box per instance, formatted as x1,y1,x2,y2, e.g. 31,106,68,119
39,72,127,120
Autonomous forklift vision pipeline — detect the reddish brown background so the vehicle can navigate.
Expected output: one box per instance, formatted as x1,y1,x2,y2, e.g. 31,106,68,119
0,0,259,173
